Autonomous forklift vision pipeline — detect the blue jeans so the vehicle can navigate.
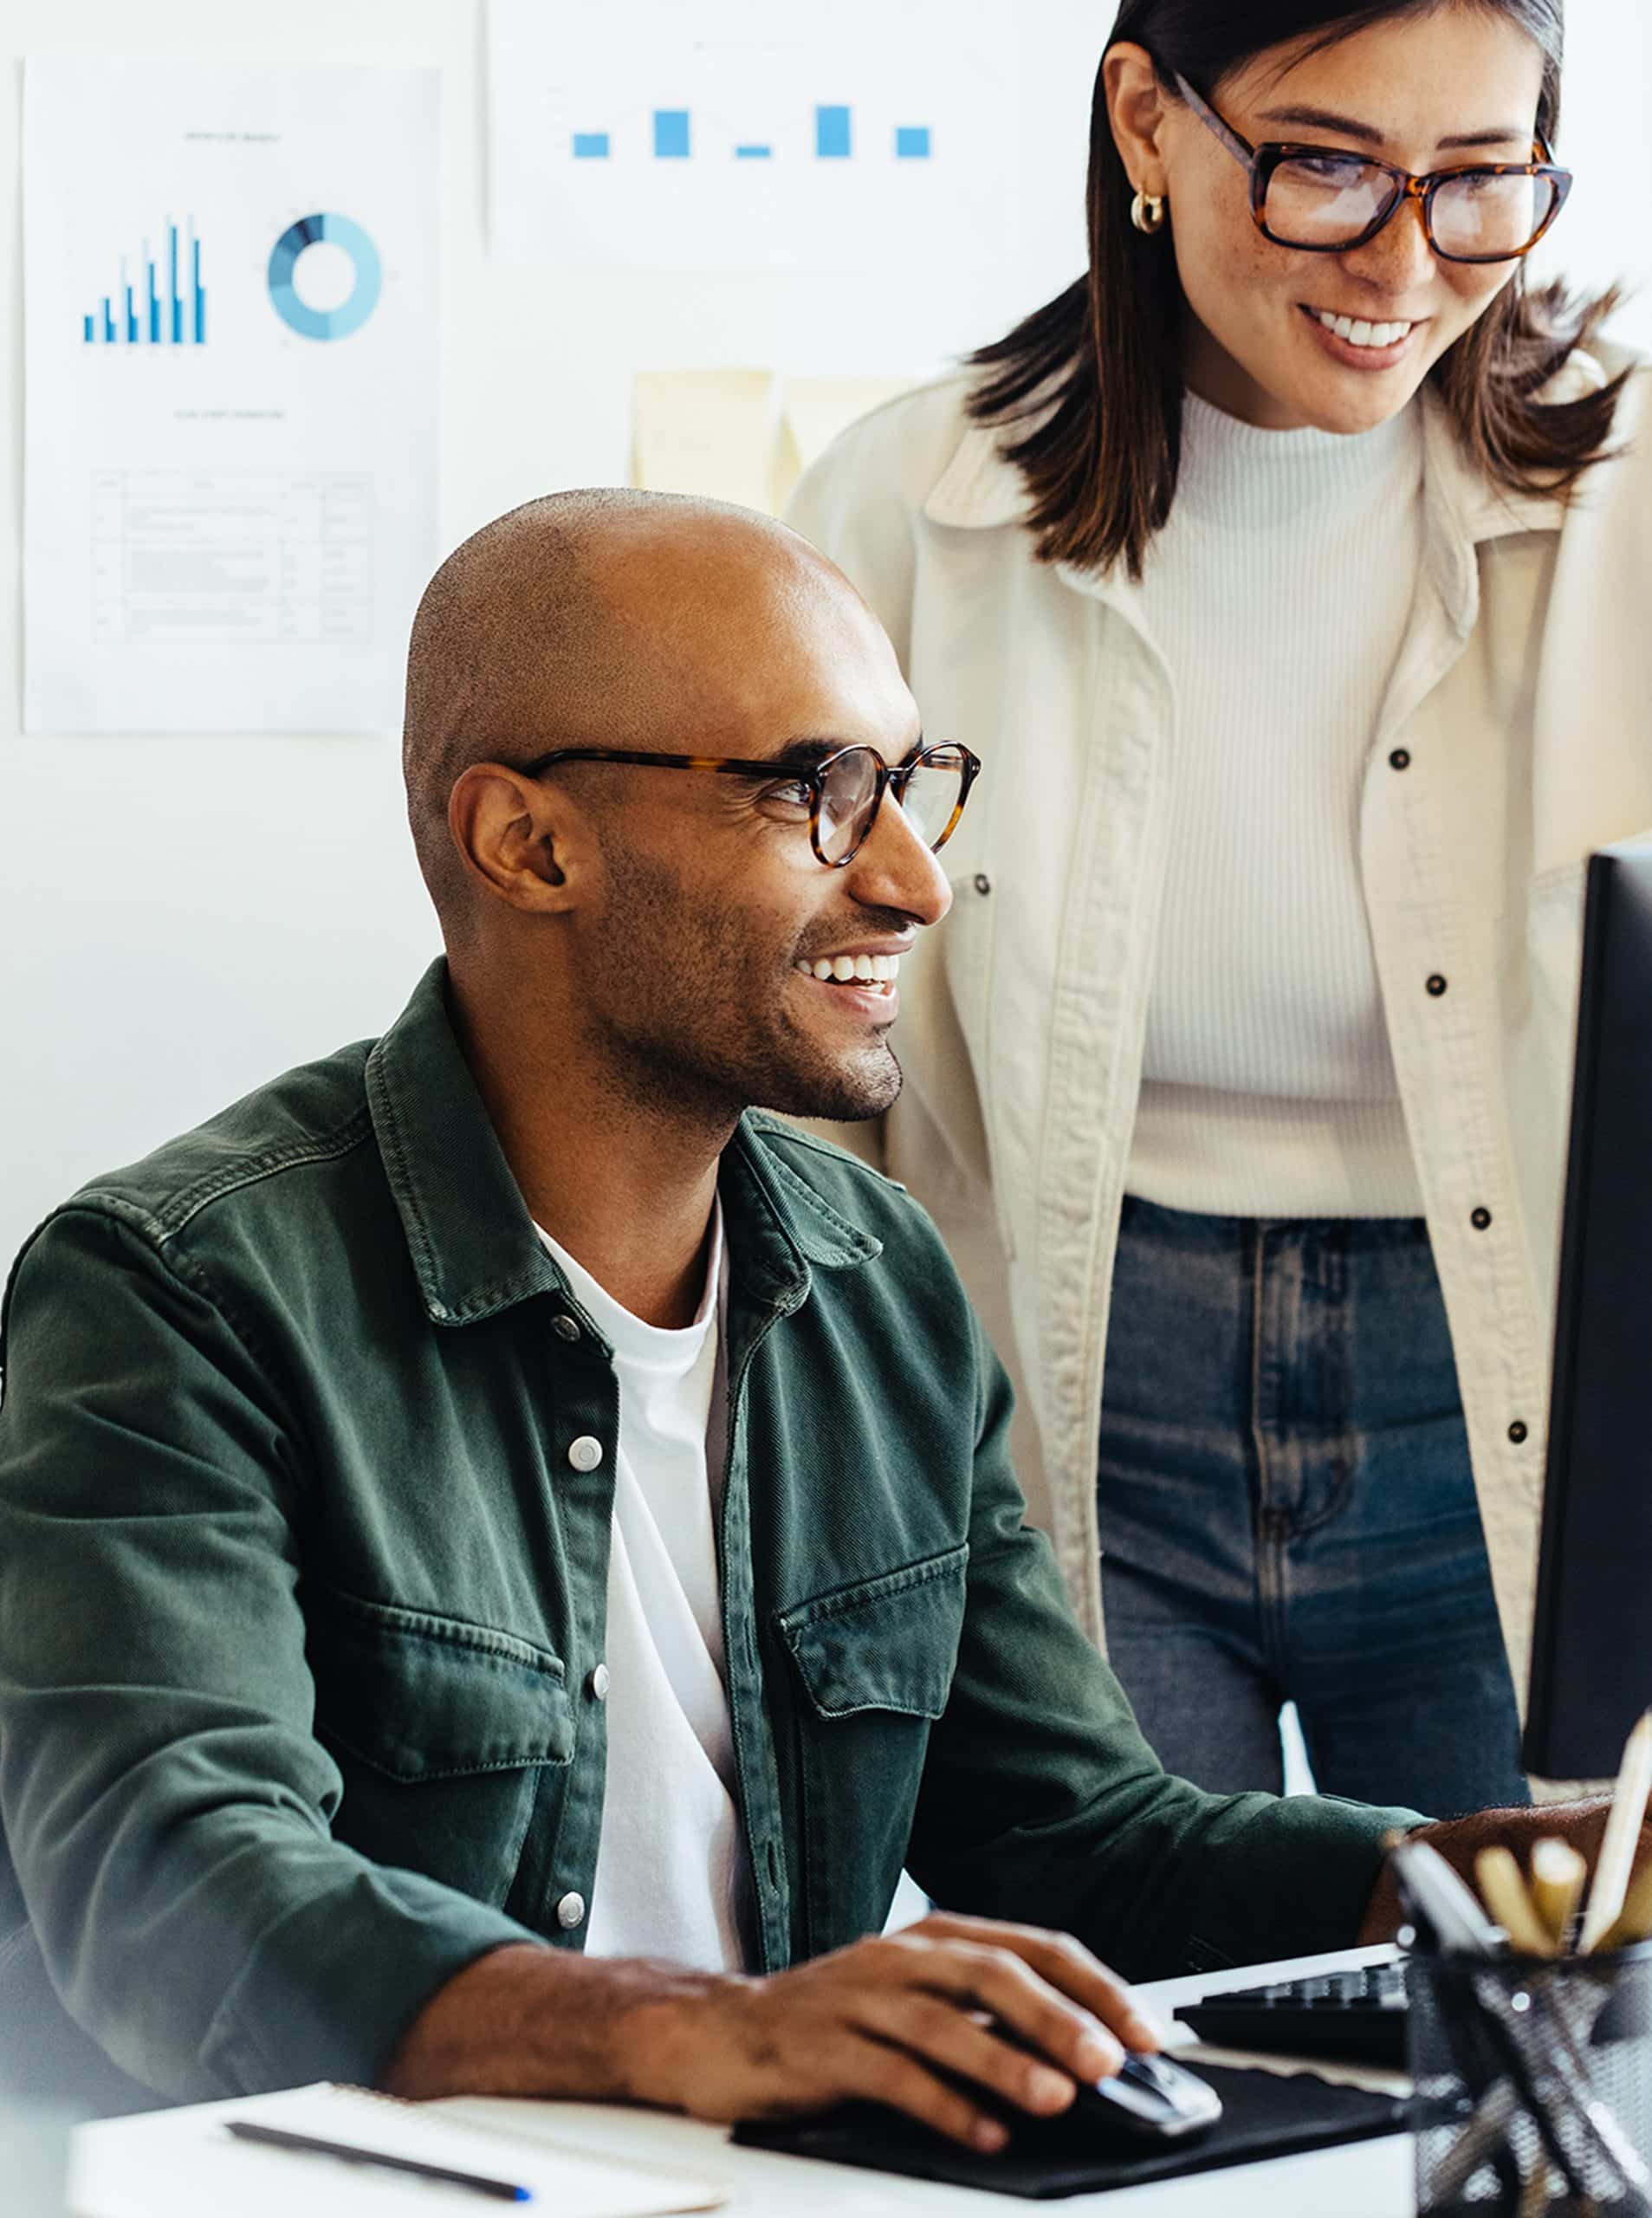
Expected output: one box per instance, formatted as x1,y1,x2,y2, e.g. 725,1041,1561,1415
1097,1196,1530,1813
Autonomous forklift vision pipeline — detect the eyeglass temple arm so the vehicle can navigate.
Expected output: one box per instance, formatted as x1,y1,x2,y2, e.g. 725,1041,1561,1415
1169,69,1254,167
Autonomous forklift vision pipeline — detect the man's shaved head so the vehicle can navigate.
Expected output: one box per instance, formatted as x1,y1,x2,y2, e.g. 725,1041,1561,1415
402,488,872,921
403,483,946,1136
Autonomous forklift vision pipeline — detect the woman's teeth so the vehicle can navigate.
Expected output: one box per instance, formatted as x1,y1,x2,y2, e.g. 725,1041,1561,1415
794,953,902,984
1314,310,1414,349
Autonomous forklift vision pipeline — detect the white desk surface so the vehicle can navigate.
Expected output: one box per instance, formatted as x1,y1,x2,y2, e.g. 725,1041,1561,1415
70,1945,1415,2218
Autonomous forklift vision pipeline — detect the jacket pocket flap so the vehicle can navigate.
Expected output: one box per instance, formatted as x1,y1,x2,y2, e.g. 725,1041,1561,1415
308,1587,573,1781
778,1545,969,1720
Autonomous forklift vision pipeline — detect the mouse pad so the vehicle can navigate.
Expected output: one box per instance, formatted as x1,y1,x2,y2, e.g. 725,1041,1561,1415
732,2060,1408,2199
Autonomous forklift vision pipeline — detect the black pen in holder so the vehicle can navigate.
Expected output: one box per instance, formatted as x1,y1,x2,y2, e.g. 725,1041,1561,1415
1408,1938,1652,2215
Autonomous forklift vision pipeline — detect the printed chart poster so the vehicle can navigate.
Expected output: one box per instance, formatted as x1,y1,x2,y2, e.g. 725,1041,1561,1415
489,0,1019,272
23,59,438,735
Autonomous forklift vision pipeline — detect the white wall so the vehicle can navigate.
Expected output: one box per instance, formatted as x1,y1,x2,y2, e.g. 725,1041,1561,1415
2,0,1647,1272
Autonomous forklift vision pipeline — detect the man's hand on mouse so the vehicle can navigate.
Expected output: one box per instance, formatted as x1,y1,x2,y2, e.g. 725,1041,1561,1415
631,1911,1166,2152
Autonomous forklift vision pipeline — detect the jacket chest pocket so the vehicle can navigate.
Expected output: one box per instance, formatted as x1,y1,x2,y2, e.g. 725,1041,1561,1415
308,1588,574,1911
777,1545,968,1952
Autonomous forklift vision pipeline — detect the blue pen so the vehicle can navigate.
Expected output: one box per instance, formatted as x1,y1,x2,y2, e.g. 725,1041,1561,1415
226,2117,534,2202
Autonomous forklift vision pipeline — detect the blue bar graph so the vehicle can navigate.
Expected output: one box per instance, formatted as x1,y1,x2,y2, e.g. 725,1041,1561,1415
565,103,935,171
83,217,206,344
816,104,852,159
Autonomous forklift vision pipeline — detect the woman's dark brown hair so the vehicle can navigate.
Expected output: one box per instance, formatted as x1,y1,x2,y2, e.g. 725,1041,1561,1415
969,0,1626,578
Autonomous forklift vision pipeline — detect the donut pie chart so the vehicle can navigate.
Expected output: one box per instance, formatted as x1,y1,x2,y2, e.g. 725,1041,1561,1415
267,214,382,340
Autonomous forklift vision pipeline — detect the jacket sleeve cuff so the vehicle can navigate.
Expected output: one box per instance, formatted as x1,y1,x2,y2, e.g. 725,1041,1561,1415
198,1865,544,2097
1176,1795,1429,1974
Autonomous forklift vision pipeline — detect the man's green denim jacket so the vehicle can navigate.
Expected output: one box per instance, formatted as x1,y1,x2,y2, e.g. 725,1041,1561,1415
0,963,1419,2105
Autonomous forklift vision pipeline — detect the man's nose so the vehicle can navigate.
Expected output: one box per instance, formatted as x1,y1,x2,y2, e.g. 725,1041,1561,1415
845,791,953,926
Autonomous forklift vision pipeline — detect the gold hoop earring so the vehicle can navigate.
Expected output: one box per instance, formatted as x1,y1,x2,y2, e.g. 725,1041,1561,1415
1130,188,1167,235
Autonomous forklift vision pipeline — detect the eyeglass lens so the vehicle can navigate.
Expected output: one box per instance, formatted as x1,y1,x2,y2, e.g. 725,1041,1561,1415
1265,153,1558,257
815,749,968,864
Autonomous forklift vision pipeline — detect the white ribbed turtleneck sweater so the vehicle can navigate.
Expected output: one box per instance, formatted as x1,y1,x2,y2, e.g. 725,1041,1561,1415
1126,389,1427,1219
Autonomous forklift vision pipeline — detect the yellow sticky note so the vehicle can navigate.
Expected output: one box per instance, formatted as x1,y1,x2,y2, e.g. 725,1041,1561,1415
776,373,919,508
630,369,781,513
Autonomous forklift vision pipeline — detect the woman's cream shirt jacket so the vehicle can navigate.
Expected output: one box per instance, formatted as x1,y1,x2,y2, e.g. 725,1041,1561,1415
787,347,1651,1709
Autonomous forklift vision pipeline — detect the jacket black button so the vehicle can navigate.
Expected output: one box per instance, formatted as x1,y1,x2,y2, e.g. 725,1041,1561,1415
1426,974,1448,997
1508,1420,1529,1444
550,1314,580,1342
973,872,992,897
1471,1206,1493,1230
1389,749,1411,770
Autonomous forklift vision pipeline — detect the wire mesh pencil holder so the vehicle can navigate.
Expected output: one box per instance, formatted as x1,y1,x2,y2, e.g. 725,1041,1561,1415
1408,1941,1652,2215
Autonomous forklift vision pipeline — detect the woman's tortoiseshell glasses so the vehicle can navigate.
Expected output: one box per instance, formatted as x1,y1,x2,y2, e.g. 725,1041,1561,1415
517,741,981,870
1173,70,1572,263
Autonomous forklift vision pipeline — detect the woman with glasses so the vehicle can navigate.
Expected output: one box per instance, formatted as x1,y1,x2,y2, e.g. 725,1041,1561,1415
788,0,1649,1812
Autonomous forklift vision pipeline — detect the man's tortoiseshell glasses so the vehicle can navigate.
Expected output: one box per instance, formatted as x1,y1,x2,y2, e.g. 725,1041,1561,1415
517,741,981,870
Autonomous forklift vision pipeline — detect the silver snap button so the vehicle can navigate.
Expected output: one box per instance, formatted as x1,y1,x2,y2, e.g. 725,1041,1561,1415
588,1663,610,1702
555,1890,586,1929
551,1314,580,1343
567,1436,603,1471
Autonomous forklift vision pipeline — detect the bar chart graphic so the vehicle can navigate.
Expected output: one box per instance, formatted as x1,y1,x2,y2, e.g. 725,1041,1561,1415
490,0,1014,274
567,103,934,165
81,221,204,346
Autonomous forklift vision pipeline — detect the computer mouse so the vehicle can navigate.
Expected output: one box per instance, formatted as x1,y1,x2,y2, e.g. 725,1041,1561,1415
1065,2049,1224,2143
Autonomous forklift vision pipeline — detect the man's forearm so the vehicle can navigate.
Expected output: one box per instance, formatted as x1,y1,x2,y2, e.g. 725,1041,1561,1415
382,1914,1166,2155
1357,1801,1625,1945
380,1942,723,2103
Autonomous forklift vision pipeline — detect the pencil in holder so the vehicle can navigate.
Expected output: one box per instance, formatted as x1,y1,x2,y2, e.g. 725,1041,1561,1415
1407,1940,1652,2215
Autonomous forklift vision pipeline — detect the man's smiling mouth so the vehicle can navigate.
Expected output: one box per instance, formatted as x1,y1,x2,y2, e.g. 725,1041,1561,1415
794,952,902,989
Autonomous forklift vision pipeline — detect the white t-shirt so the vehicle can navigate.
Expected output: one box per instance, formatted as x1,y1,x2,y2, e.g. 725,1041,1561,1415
535,1205,752,1973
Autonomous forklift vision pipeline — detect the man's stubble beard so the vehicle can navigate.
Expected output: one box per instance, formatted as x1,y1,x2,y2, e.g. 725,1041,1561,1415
585,837,904,1128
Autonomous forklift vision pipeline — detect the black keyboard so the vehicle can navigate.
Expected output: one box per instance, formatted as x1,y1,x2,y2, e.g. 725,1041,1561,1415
1175,1961,1409,2067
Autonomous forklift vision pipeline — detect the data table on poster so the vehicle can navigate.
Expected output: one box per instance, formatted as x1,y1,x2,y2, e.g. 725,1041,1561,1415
89,470,373,648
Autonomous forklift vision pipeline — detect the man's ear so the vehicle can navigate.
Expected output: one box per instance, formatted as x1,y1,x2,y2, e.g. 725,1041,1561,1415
447,763,596,916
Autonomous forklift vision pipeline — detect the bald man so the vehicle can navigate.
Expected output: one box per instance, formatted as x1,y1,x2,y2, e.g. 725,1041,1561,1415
0,494,1623,2139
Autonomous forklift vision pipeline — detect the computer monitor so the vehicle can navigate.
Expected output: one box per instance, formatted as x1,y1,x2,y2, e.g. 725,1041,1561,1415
1524,840,1652,1780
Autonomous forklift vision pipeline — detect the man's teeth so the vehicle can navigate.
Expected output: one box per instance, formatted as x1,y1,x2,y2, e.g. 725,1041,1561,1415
1315,310,1413,349
794,954,902,984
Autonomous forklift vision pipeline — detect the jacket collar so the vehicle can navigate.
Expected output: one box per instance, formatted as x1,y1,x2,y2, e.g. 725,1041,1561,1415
1414,349,1605,630
920,358,1599,600
922,409,1033,532
366,960,875,1328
